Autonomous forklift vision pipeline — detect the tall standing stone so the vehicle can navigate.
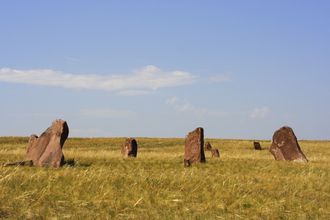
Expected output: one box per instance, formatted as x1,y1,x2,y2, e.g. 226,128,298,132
269,126,308,162
184,127,205,166
122,138,138,157
26,119,69,168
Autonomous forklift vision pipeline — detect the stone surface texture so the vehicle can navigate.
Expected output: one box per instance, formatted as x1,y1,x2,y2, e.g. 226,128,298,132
26,119,69,168
184,127,205,166
122,138,138,157
269,126,308,162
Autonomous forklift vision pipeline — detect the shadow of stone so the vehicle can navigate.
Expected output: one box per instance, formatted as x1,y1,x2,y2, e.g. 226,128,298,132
62,159,92,167
63,158,76,166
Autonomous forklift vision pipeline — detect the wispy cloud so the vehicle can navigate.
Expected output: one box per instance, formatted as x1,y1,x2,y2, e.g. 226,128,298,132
166,96,226,117
79,108,136,118
116,90,152,96
250,106,270,119
165,96,179,105
0,65,196,95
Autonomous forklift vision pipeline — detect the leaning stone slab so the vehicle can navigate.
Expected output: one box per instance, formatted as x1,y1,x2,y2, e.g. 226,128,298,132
121,138,138,157
184,127,206,167
26,119,69,167
269,126,308,162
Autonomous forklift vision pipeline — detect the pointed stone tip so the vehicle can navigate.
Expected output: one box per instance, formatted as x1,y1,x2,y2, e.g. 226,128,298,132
196,127,204,132
50,119,69,138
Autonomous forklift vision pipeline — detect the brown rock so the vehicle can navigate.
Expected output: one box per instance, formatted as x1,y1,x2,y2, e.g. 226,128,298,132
26,119,69,168
205,142,212,151
184,127,205,166
253,141,262,150
204,141,220,158
269,126,308,162
26,134,38,155
211,148,220,157
122,138,138,157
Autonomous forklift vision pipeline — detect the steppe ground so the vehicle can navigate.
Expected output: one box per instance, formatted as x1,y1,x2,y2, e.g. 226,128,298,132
0,137,329,219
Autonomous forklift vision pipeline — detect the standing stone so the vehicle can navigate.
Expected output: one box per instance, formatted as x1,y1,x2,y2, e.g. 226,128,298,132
253,141,262,150
204,141,220,158
269,126,308,162
184,127,205,166
211,148,220,157
205,142,212,151
26,134,38,155
122,138,138,157
26,119,69,168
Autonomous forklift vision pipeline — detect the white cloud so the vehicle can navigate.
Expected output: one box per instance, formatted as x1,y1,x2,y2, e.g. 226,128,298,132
165,96,179,105
250,106,270,119
165,96,226,117
79,108,135,118
116,90,152,96
0,65,196,95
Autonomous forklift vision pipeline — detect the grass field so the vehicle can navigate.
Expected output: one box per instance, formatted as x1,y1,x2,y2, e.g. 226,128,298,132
0,137,329,219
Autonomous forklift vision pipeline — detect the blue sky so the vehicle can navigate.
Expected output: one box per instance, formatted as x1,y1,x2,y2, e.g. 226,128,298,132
0,1,329,139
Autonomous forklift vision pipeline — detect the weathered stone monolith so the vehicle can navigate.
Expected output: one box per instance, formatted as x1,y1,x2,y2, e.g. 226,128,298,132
269,126,308,162
184,127,205,166
122,138,138,157
26,119,69,167
253,141,262,150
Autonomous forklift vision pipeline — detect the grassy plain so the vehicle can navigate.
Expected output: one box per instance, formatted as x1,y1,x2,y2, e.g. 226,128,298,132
0,137,329,219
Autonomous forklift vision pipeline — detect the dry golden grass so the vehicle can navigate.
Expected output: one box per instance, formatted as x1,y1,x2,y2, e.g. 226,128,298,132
0,137,329,219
